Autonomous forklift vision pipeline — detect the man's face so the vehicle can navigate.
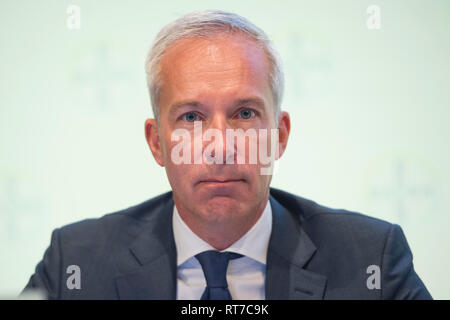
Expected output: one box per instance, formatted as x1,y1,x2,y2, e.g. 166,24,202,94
145,33,289,227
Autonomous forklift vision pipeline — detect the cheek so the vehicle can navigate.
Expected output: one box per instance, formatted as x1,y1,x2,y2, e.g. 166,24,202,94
164,163,191,195
252,169,271,188
160,130,180,162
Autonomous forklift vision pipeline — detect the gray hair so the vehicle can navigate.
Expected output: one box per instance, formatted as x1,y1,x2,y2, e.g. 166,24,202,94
145,10,284,121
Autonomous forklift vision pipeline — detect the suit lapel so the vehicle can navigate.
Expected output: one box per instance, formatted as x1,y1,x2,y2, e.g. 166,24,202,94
266,195,327,299
115,195,177,299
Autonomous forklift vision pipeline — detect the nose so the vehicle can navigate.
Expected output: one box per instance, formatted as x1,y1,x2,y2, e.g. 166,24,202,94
209,112,228,132
203,113,234,164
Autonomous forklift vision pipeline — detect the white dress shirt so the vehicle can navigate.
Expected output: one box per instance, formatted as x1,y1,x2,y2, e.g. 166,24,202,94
172,200,273,300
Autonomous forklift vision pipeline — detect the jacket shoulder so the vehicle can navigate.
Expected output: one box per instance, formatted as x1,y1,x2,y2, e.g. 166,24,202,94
270,188,393,243
57,191,173,246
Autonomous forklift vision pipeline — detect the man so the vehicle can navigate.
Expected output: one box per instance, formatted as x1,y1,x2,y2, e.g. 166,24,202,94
23,10,432,299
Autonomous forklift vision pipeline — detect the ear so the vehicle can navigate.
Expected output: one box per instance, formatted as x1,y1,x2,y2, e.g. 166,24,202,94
145,119,165,167
276,111,291,160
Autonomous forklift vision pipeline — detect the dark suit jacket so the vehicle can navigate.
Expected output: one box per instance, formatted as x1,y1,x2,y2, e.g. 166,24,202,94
22,188,432,299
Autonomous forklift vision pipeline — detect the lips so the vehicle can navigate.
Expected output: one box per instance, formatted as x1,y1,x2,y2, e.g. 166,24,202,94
199,179,244,184
196,177,246,186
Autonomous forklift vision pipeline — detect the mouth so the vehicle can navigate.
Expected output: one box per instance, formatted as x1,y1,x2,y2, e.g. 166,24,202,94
199,179,245,183
196,178,246,186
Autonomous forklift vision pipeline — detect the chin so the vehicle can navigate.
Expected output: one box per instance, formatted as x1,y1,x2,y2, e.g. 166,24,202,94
199,196,243,222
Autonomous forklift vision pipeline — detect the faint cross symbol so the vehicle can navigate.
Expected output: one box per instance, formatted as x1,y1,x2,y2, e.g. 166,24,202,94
73,45,128,110
370,160,436,223
0,178,42,240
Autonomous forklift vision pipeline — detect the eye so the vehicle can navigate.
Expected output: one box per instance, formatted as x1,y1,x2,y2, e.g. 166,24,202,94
236,109,255,120
181,112,201,122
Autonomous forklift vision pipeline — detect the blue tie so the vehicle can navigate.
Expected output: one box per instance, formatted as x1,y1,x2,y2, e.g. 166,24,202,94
195,250,243,300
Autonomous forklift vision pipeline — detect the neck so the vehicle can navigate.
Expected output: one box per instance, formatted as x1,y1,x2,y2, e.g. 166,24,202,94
175,192,269,251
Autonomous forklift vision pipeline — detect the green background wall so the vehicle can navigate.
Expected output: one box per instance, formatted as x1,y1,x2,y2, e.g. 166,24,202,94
1,0,448,298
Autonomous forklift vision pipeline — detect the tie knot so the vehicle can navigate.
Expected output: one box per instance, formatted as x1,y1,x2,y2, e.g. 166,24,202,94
195,250,243,289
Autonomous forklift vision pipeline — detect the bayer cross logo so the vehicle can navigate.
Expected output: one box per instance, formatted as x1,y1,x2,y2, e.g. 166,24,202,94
364,155,439,226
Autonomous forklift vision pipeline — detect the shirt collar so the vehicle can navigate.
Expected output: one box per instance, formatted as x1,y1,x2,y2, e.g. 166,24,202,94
172,199,272,266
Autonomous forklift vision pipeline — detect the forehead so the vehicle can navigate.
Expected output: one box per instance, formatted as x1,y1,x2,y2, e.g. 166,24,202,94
158,33,272,109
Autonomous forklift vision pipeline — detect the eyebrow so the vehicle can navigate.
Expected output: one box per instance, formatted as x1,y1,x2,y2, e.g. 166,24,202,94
168,96,267,115
233,97,266,110
169,100,203,115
